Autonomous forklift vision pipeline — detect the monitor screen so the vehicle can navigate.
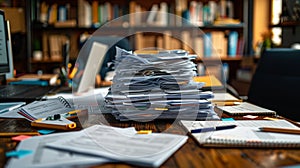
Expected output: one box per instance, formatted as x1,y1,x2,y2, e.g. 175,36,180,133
0,10,10,75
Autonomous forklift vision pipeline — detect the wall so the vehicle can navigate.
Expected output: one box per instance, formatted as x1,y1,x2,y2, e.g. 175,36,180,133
253,0,270,53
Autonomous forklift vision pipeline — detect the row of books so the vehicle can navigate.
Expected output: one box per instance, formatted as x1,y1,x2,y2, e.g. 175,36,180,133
135,30,243,58
37,2,77,27
183,0,238,26
37,0,239,28
37,30,242,65
78,0,129,28
35,34,70,62
202,31,243,58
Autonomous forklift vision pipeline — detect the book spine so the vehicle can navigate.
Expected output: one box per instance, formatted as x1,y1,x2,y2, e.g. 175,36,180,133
58,5,67,22
228,31,238,57
203,33,212,57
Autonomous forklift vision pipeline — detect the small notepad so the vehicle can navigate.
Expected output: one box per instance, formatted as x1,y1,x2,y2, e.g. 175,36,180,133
215,102,276,116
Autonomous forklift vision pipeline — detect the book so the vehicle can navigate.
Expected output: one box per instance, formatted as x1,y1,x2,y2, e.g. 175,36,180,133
211,31,227,58
146,4,159,25
92,0,99,26
8,80,49,86
54,20,76,28
58,5,67,22
17,74,59,86
214,102,276,116
48,4,58,25
203,32,212,57
180,120,300,148
228,31,238,57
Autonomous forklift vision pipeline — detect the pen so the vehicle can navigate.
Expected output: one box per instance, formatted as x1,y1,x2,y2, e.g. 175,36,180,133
191,124,237,133
259,127,300,135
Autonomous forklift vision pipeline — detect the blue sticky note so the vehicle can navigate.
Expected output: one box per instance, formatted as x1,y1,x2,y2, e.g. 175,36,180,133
222,118,235,121
6,150,33,158
38,129,56,135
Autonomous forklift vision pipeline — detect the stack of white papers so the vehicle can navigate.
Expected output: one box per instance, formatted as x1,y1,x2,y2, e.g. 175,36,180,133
6,125,188,168
105,48,220,121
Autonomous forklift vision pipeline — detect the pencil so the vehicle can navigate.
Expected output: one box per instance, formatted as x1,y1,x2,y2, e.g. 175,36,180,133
259,127,300,135
0,132,40,137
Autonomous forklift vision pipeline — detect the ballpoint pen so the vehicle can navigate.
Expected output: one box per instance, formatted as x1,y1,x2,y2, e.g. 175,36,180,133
191,124,237,133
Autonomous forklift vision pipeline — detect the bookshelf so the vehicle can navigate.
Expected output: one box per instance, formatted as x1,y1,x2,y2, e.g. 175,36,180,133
24,0,253,82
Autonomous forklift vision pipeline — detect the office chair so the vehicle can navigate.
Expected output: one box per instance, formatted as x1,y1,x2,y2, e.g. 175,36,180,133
247,48,300,121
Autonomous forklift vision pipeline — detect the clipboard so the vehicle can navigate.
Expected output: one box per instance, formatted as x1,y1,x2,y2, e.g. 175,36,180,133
31,116,76,130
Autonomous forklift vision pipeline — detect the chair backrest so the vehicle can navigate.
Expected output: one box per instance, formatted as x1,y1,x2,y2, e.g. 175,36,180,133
247,48,300,121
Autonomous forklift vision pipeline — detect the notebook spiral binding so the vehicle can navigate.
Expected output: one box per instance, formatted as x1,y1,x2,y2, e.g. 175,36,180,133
205,138,300,148
58,96,72,108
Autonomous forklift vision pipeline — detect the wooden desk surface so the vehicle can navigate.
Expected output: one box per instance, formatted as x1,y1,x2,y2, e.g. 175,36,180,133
1,115,300,168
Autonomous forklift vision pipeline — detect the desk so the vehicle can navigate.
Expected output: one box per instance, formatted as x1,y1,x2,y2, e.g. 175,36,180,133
1,114,300,168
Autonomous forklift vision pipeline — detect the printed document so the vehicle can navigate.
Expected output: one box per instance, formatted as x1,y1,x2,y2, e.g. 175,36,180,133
46,125,188,167
6,131,115,168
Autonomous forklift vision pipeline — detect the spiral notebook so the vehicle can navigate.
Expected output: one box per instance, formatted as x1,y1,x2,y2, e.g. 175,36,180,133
18,96,74,121
180,120,300,148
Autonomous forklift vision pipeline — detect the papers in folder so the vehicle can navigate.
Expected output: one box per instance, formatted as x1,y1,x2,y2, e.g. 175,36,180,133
104,48,220,121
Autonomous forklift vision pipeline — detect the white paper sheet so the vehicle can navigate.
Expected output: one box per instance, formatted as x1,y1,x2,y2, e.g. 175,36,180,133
6,131,115,168
46,125,188,167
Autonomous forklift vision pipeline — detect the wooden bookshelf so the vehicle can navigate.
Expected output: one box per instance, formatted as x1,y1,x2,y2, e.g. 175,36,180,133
24,0,253,78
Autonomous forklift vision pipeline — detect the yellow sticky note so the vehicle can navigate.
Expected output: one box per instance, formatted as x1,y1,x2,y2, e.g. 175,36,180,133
137,130,152,134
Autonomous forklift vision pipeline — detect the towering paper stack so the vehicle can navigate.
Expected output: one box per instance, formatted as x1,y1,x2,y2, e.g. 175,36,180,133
105,47,220,121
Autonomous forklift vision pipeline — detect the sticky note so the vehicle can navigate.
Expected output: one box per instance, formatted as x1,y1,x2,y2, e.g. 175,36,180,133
6,150,33,158
222,118,235,121
38,129,56,135
12,135,32,141
137,130,152,134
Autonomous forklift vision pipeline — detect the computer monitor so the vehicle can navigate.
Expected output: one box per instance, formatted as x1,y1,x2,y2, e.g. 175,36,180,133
0,10,11,84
